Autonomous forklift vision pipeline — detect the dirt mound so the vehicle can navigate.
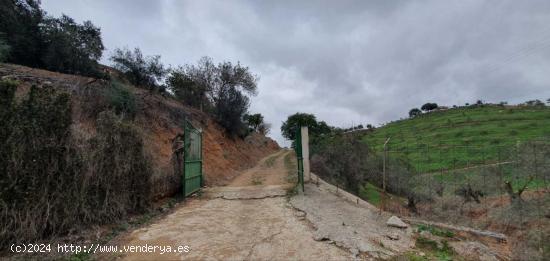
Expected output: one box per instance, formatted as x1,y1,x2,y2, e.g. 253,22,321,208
0,63,279,198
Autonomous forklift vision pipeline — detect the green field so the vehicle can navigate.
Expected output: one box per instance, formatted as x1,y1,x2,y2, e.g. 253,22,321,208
361,105,550,173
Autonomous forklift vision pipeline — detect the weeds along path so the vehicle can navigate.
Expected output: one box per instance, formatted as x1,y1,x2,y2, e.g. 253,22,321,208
112,150,352,260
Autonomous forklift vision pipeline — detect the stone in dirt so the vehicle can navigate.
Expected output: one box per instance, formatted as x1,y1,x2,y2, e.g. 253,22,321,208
386,216,408,229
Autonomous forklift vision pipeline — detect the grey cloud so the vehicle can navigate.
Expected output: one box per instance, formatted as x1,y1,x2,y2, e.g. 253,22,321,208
42,0,550,146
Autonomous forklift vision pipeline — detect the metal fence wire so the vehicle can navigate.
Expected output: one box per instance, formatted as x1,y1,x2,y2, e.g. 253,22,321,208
377,138,549,260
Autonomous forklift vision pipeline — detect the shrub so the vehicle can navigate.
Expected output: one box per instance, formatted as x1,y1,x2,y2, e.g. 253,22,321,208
0,83,79,247
84,111,152,220
0,81,152,248
104,81,136,118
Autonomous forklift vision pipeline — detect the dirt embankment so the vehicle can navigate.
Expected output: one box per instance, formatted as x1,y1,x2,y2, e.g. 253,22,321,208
0,63,280,198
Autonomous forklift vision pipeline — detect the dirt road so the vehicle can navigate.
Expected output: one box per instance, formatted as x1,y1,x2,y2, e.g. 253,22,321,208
114,150,353,260
104,149,510,260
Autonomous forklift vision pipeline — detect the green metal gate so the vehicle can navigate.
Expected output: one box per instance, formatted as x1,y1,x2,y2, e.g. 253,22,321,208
183,121,203,197
295,127,304,192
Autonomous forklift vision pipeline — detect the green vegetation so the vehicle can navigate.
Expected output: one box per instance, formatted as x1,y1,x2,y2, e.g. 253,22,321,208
167,57,259,137
359,182,382,206
417,225,454,238
104,81,137,118
362,105,550,172
1,0,105,77
244,113,271,135
281,112,332,142
110,47,167,91
415,236,456,261
0,80,152,249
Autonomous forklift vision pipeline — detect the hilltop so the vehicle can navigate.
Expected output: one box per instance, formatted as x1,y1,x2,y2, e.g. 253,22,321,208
360,105,550,172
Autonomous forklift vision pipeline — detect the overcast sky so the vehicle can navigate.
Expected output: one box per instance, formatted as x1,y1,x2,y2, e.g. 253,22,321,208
42,0,550,146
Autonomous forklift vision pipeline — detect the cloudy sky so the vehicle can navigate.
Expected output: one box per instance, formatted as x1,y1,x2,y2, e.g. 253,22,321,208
42,0,550,146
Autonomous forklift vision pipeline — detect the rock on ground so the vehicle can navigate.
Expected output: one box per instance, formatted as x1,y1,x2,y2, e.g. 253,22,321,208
386,216,408,229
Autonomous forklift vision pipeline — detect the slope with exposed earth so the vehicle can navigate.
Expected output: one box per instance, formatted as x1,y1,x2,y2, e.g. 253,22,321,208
0,63,279,198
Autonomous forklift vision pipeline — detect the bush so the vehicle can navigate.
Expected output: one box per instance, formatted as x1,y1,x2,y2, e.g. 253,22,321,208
0,81,152,248
84,111,152,221
104,81,136,118
0,83,79,247
310,134,374,194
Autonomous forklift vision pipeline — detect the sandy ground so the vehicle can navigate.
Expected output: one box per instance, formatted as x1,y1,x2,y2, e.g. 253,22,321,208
113,150,354,260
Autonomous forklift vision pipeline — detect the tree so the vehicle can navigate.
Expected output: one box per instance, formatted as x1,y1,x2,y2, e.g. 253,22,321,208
110,47,167,91
244,113,264,132
167,57,216,111
408,108,422,118
0,0,43,67
281,113,331,141
546,98,550,105
214,87,250,136
421,103,438,112
0,1,104,76
40,15,104,76
523,99,545,106
172,57,258,135
167,68,207,108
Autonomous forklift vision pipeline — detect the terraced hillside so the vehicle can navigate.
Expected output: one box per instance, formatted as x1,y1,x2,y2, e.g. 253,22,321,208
361,105,550,173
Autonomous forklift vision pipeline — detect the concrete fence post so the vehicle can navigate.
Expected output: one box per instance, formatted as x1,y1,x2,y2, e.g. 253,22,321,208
301,126,310,182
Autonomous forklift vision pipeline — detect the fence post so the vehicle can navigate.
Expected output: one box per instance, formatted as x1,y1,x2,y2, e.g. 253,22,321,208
301,126,310,182
383,137,390,192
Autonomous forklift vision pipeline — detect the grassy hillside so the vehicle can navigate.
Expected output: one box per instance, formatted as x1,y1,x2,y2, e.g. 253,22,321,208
361,105,550,173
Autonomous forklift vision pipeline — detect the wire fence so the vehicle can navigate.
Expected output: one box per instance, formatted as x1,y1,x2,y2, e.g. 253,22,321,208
376,138,549,260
